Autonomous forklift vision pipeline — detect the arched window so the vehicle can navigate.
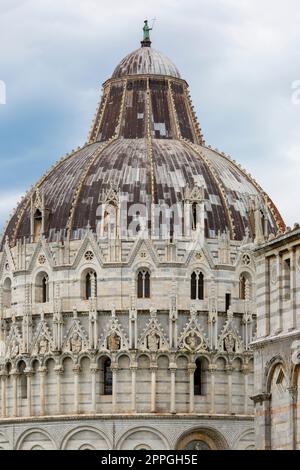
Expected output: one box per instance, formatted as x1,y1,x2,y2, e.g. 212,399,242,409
191,272,204,300
283,258,291,301
3,278,12,308
103,358,112,395
240,275,246,300
84,271,97,300
35,272,49,303
137,270,150,299
33,209,43,242
239,273,251,301
18,361,27,399
194,358,202,396
192,203,197,230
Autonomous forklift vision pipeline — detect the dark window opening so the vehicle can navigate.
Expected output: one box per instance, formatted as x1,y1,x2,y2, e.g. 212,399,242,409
191,272,204,300
137,270,150,299
42,276,48,303
194,358,202,396
225,293,231,312
284,258,291,301
104,359,112,396
192,203,197,230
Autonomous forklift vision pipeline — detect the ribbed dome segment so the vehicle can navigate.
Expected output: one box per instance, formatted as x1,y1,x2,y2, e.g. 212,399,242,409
112,47,181,79
1,41,285,249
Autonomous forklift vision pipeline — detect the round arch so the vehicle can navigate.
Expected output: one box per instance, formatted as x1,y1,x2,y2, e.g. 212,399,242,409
60,426,111,450
175,427,229,450
16,428,56,450
117,426,170,450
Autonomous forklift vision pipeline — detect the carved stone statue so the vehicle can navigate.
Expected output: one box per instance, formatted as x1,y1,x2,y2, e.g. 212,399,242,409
185,332,200,351
70,332,82,354
224,333,236,353
107,332,121,351
38,336,49,355
147,330,160,352
10,340,19,359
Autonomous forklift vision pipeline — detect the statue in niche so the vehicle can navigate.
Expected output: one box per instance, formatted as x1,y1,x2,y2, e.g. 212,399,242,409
70,332,82,354
147,330,160,352
107,332,121,351
224,333,236,353
38,336,49,355
185,332,201,352
10,340,19,359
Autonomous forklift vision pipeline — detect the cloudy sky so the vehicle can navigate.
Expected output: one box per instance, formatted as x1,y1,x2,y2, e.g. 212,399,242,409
0,0,300,233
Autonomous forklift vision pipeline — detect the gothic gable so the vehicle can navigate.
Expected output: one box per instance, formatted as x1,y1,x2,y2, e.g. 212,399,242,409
178,310,209,352
98,311,129,351
137,310,169,352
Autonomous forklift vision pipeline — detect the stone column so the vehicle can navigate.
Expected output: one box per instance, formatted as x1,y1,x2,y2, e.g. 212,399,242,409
188,363,196,413
73,365,80,414
170,365,177,414
54,366,63,415
150,366,157,413
25,368,33,417
278,253,283,332
130,366,137,413
291,248,297,330
90,364,98,414
39,366,47,416
243,366,250,415
288,386,297,450
11,369,18,417
112,364,118,413
209,365,216,414
226,366,233,414
251,393,272,450
0,372,7,418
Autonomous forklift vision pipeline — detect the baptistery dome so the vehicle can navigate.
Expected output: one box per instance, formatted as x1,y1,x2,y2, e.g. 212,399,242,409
112,46,181,79
1,37,284,249
0,26,285,451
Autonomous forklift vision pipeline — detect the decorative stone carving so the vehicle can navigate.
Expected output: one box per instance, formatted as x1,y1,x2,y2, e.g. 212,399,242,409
10,339,20,359
5,320,23,359
84,251,94,261
69,332,82,354
147,330,160,352
31,315,54,356
107,332,121,351
38,254,46,265
178,310,209,352
99,312,129,351
138,310,169,352
224,333,236,354
242,253,251,266
62,314,89,354
38,336,49,355
218,318,244,354
184,184,205,203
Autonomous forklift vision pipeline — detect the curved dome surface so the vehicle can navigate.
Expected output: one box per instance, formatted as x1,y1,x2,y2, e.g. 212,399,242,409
112,47,181,79
1,40,285,249
2,139,283,246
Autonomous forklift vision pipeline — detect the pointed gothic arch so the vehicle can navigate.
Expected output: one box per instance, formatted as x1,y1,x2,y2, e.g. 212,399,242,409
35,272,49,304
137,269,150,299
191,271,204,300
